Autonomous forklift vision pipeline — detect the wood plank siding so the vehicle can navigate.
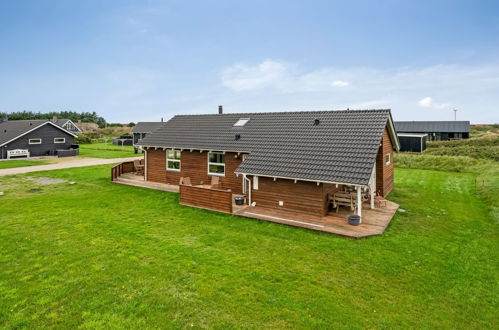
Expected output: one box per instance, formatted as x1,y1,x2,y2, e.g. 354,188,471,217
0,124,75,159
179,185,233,214
251,177,343,216
376,127,394,197
145,149,244,194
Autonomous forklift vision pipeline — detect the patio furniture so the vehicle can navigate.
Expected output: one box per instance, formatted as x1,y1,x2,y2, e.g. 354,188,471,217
375,195,387,208
210,176,221,189
329,192,355,212
180,177,192,186
134,160,144,176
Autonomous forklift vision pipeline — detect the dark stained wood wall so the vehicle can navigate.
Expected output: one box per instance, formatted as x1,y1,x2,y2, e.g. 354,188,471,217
179,185,233,214
376,127,394,197
146,149,244,194
251,177,326,216
1,124,74,159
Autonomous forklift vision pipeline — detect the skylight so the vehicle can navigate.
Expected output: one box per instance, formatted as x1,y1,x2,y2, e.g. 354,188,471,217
233,118,250,127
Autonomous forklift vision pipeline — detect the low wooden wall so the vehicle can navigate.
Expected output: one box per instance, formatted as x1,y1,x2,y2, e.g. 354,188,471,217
111,161,135,181
179,185,233,214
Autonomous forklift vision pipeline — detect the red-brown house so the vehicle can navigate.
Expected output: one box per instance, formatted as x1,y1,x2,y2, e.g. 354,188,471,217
113,109,400,237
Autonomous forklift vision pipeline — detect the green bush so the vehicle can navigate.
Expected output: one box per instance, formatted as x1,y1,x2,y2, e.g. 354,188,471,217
75,134,92,144
424,136,499,161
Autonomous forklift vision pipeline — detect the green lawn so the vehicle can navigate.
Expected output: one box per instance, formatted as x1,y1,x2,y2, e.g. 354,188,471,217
0,166,497,328
0,159,51,169
79,142,138,158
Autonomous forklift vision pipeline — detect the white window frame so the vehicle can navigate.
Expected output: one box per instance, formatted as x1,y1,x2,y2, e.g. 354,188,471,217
207,152,225,176
54,137,66,144
385,152,391,165
233,118,250,127
166,149,181,172
29,138,42,145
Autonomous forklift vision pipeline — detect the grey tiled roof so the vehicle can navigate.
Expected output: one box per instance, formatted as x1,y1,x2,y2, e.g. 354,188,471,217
132,122,165,133
139,110,395,185
0,120,50,146
395,121,470,133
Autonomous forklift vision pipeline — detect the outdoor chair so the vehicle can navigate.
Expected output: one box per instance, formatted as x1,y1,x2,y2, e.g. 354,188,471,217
180,177,192,186
134,160,144,176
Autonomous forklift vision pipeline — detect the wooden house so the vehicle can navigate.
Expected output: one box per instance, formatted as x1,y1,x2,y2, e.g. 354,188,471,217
131,122,165,146
112,109,400,237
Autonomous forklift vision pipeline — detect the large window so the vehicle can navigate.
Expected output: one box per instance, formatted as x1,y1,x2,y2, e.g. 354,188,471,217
167,149,181,171
29,138,42,145
54,138,65,143
208,152,225,176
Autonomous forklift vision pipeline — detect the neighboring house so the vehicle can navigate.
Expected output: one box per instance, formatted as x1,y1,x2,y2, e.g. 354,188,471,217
397,133,428,152
130,109,399,223
0,119,78,159
132,122,165,145
54,119,83,134
395,121,470,141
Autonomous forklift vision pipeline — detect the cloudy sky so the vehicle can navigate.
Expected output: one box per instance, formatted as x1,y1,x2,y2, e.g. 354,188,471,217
0,0,498,123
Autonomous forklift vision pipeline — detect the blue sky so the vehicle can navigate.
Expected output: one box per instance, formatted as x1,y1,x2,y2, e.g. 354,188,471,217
0,0,498,123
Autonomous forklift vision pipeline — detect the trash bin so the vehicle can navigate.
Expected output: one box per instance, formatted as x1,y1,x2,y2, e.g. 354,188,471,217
234,197,245,205
348,214,361,226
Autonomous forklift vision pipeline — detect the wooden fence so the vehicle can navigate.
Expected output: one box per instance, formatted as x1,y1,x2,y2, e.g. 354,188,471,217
179,184,233,214
111,161,135,181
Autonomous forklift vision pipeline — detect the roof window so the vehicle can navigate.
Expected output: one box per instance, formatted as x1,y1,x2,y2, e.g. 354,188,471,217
233,118,250,127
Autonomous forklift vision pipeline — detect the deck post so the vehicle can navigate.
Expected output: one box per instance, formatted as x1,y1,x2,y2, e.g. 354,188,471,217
356,186,362,221
144,149,147,181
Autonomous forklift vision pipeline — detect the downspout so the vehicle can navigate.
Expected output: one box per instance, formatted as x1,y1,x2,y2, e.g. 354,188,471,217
244,174,251,206
356,186,362,223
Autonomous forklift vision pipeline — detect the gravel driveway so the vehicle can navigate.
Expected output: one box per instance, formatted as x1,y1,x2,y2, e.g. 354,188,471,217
0,157,142,176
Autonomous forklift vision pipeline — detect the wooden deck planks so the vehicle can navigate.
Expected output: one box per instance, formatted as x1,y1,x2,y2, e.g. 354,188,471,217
113,172,398,238
234,201,399,238
113,172,179,192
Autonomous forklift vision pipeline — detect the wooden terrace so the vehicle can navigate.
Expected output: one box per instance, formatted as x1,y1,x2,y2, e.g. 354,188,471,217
111,161,398,238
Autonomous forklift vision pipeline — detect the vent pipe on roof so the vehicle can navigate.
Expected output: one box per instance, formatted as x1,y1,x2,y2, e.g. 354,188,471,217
218,105,223,114
314,119,320,125
161,117,164,122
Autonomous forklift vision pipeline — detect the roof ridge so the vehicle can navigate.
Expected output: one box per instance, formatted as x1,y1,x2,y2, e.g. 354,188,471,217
174,109,391,117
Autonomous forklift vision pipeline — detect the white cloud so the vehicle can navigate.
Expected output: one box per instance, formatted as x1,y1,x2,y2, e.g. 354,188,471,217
221,59,291,91
331,80,350,87
216,60,499,122
418,96,450,109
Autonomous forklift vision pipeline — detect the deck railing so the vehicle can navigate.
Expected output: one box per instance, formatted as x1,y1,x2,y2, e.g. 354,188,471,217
111,161,135,181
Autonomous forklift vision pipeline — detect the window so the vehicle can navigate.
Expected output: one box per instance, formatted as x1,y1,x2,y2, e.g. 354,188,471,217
208,152,225,176
167,149,181,171
54,138,65,143
233,118,250,127
29,138,41,144
385,152,391,165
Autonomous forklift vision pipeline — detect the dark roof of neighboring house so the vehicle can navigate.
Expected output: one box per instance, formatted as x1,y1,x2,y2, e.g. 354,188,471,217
132,122,165,133
139,109,398,186
54,119,70,126
0,120,77,146
395,121,470,133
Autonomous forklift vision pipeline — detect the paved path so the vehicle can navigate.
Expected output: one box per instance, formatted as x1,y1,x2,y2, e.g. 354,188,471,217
0,157,142,176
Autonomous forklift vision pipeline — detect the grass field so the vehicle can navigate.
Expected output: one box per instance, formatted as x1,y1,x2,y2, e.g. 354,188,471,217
0,159,51,169
0,165,497,328
79,142,138,158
